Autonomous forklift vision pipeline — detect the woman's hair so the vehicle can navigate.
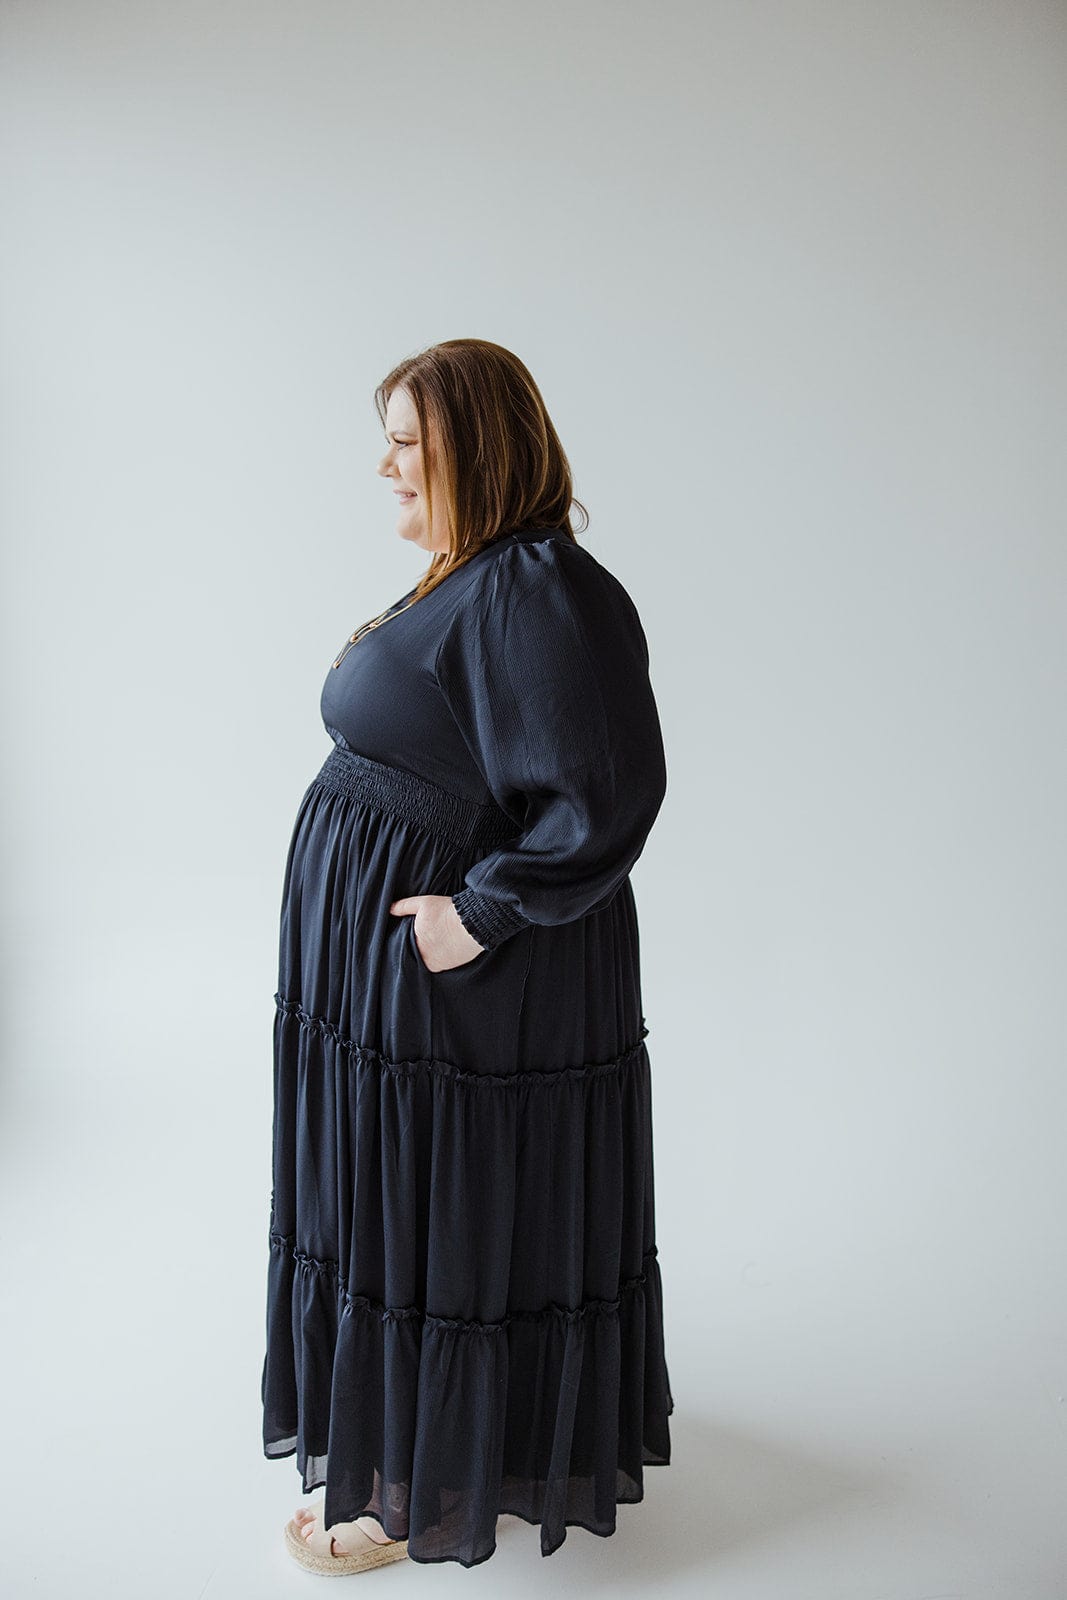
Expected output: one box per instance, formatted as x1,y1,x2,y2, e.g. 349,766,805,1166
374,339,589,601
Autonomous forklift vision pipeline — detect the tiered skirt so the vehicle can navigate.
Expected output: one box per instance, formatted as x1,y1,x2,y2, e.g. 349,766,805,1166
261,741,673,1566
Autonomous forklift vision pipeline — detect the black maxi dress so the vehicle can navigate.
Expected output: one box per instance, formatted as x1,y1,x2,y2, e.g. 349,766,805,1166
261,521,673,1567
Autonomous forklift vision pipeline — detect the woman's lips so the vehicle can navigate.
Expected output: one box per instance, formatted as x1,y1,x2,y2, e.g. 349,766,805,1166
396,492,416,502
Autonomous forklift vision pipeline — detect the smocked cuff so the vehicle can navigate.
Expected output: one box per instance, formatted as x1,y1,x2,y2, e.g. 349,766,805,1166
451,886,533,953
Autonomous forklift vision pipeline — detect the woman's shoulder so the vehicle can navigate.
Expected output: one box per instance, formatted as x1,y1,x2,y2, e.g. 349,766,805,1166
436,526,651,680
473,528,643,621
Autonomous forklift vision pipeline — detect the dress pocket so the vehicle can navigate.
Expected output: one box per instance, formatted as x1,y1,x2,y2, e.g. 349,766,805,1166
405,913,428,970
378,912,433,1060
400,912,430,972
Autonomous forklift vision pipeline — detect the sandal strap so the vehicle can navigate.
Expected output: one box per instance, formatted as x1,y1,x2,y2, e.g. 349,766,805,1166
301,1502,386,1560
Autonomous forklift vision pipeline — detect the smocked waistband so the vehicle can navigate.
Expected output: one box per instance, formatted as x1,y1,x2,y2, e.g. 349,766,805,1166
313,740,520,855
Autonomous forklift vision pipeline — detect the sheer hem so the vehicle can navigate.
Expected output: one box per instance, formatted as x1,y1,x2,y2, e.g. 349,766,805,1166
269,1453,674,1566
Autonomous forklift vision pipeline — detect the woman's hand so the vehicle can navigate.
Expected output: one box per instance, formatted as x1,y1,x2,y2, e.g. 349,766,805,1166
389,894,487,972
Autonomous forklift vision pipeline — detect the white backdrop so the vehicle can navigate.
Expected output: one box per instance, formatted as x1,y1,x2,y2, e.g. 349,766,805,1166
1,3,1064,1597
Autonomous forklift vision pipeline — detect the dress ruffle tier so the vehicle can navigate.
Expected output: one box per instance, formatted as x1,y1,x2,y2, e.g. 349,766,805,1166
263,986,673,1565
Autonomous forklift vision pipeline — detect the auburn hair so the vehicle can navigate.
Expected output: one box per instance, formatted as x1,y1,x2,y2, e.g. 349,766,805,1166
374,339,589,602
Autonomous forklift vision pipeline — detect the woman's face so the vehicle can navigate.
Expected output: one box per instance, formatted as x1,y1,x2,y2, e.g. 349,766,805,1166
376,386,448,552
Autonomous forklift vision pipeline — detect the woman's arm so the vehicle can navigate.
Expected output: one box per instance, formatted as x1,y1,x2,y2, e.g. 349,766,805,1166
434,539,668,953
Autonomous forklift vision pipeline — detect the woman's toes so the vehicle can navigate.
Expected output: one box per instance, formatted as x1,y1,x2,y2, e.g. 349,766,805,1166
293,1506,350,1554
289,1503,396,1557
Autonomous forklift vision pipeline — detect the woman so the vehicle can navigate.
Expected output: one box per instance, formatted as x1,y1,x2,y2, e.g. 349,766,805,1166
262,339,674,1572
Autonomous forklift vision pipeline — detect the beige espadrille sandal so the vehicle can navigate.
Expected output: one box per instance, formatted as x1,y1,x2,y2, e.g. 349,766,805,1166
284,1496,410,1575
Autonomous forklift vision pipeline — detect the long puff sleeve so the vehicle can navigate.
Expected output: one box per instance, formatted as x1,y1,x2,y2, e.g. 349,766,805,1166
435,538,668,952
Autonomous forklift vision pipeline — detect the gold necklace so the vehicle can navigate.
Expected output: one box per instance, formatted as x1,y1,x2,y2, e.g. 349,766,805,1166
331,591,418,668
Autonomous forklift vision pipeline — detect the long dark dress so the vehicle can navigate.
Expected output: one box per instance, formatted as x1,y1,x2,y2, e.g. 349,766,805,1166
261,521,673,1566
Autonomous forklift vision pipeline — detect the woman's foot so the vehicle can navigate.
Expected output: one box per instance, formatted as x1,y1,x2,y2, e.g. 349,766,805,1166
293,1504,399,1556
